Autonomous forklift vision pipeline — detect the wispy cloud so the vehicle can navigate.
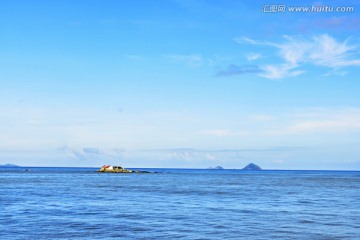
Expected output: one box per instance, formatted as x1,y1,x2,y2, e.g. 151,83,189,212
306,35,360,68
246,53,262,62
164,54,206,68
259,64,304,79
233,34,360,79
265,108,360,135
62,146,126,161
234,37,273,46
215,64,263,77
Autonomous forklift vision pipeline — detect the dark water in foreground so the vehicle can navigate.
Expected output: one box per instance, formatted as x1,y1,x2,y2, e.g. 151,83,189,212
1,168,359,239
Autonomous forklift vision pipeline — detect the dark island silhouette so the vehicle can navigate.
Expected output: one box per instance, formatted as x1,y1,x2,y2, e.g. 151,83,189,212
242,163,262,171
208,163,262,171
208,166,224,170
0,164,21,168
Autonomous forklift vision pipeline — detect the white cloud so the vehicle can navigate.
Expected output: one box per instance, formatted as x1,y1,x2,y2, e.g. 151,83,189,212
235,34,360,79
276,35,310,65
277,34,360,68
259,63,304,79
287,119,359,134
62,146,126,161
234,37,273,46
246,53,262,62
168,149,195,161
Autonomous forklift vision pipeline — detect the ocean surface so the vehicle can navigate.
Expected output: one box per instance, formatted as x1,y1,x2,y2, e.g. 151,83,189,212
1,167,359,239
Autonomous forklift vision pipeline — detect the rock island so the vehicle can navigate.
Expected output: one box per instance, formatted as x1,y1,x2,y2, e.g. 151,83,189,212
97,165,149,173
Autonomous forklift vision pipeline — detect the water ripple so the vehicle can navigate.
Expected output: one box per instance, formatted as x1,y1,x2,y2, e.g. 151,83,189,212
1,168,359,239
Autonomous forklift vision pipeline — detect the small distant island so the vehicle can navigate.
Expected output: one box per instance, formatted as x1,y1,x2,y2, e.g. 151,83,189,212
208,166,224,170
97,165,149,173
0,164,21,168
242,163,262,171
207,164,262,171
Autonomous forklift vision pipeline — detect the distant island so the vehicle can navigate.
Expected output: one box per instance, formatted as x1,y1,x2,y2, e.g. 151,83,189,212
0,164,21,168
0,163,263,171
208,166,224,170
242,163,262,171
97,165,150,173
207,164,262,170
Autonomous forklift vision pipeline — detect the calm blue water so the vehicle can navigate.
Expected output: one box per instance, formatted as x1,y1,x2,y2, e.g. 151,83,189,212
1,167,359,239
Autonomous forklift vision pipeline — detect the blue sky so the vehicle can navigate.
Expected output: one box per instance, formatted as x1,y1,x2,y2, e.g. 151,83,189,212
1,0,360,169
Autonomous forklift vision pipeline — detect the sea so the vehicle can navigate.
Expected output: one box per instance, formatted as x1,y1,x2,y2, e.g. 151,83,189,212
1,167,359,240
